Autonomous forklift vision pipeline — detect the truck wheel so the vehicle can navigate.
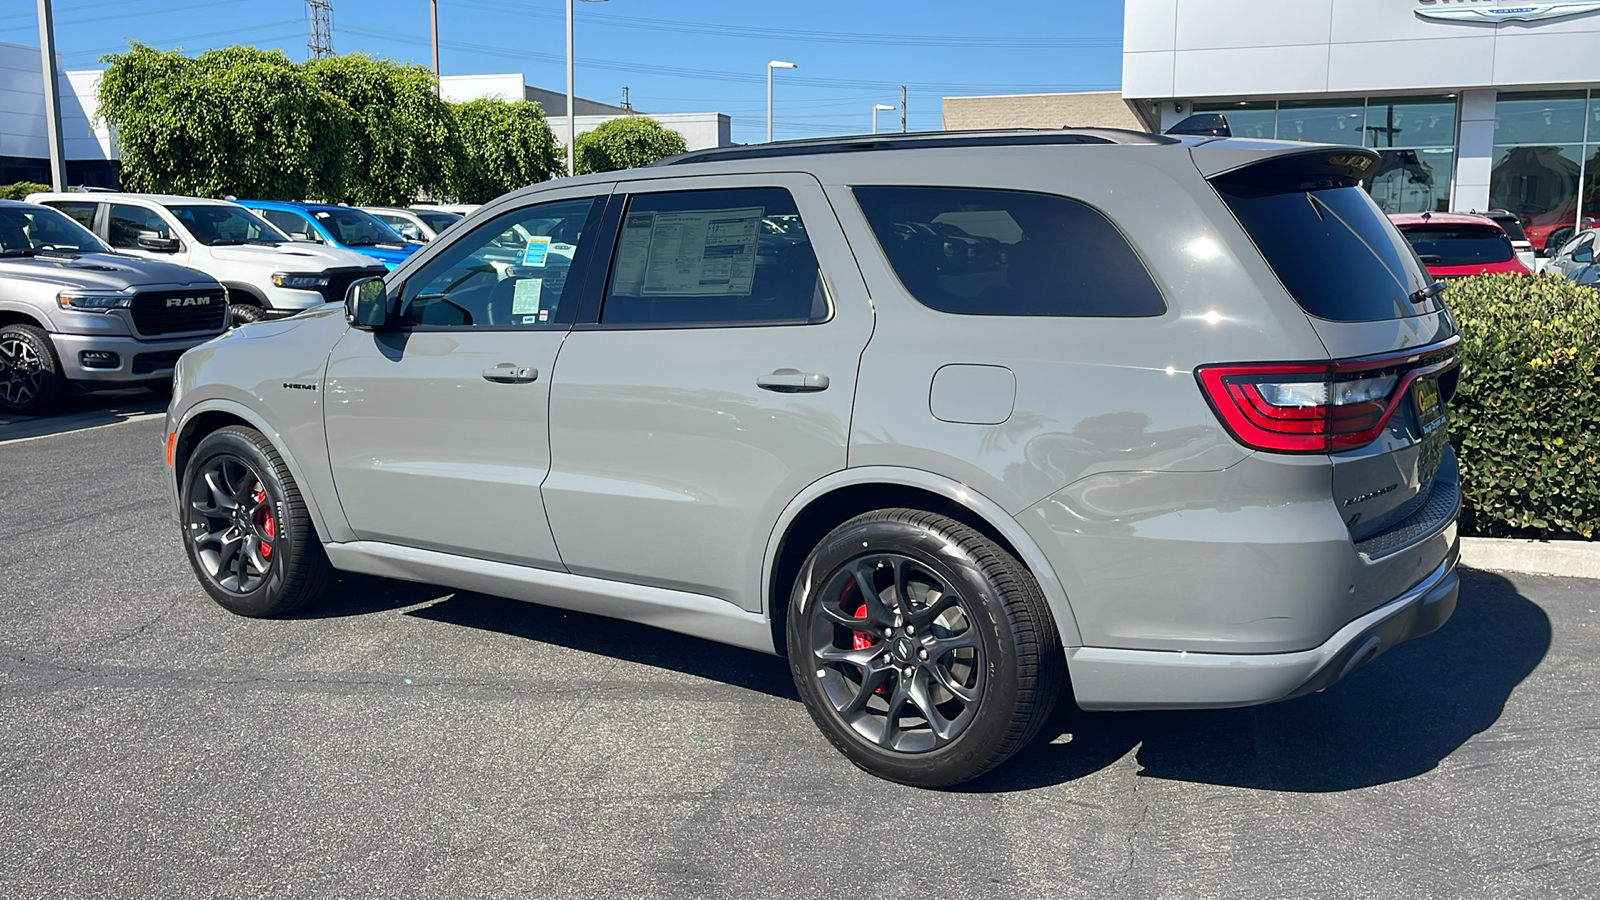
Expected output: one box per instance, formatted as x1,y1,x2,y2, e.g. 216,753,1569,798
0,324,64,416
787,509,1063,787
180,425,336,617
229,304,265,327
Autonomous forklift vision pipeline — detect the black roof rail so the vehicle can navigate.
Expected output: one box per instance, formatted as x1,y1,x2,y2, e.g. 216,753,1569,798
650,127,1182,167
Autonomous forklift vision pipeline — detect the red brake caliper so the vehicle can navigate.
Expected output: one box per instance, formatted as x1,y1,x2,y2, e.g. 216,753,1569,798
847,598,887,694
252,487,275,560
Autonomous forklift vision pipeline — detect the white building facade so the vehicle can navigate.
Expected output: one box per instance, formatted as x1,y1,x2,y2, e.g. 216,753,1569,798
438,73,731,152
1124,0,1600,250
0,41,116,187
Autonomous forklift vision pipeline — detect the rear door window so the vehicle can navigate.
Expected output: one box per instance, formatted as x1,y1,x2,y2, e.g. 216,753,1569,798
852,186,1165,317
1398,225,1514,266
1213,181,1429,321
47,201,98,230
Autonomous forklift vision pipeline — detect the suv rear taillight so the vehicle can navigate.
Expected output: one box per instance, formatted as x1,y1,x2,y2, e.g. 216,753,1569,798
1196,345,1459,453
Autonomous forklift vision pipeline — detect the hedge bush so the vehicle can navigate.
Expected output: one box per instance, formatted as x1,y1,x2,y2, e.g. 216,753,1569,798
0,182,50,201
574,116,687,174
1446,274,1600,538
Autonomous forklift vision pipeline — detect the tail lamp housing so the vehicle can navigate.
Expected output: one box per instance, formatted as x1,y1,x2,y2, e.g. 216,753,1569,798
1196,342,1460,454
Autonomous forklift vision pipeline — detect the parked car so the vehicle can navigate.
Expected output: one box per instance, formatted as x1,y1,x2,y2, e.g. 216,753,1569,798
411,202,479,217
1482,209,1537,272
29,192,386,326
362,206,462,243
1388,212,1531,278
165,130,1461,787
234,201,420,270
0,199,226,415
1545,227,1600,286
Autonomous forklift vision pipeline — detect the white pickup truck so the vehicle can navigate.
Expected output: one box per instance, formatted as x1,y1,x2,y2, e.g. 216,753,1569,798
29,193,386,326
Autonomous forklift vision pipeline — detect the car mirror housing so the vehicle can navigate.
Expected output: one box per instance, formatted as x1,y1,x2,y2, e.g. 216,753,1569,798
1574,247,1594,264
345,277,391,329
136,230,180,252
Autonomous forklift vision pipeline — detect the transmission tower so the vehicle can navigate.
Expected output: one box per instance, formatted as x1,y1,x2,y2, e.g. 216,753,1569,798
307,0,334,59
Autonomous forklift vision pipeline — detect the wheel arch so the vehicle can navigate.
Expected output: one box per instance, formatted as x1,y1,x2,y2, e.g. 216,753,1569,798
763,467,1084,656
220,282,267,308
0,306,55,332
171,398,342,544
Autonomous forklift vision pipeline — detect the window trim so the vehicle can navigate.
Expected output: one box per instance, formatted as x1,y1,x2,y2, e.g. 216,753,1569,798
577,184,835,332
849,184,1170,319
388,194,608,333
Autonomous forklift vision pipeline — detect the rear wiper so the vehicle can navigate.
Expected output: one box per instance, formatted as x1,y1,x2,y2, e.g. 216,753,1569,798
1411,281,1448,304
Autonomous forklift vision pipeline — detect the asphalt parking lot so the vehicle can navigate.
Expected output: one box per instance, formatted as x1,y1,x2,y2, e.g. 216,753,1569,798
2,400,1598,899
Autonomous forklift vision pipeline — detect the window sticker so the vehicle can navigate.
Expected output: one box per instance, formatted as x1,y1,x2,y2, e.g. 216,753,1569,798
611,213,655,296
511,278,544,315
611,206,765,297
521,235,552,267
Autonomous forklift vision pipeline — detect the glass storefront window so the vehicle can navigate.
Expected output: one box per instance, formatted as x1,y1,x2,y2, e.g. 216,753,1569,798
1493,92,1587,145
1277,101,1365,145
1366,148,1455,213
1194,102,1276,140
1365,97,1457,148
1489,144,1583,252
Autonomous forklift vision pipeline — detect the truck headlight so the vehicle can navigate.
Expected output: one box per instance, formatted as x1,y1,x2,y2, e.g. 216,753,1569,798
57,291,132,311
271,272,330,289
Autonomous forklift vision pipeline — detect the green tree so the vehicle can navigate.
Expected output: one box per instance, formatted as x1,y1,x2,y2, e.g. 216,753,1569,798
97,43,349,199
573,116,688,174
306,54,459,205
451,97,562,204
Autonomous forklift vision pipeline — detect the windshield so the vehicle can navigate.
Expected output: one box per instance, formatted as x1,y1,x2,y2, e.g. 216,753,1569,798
310,207,404,246
165,204,288,246
0,204,110,255
1215,182,1429,322
415,211,461,233
1400,225,1515,266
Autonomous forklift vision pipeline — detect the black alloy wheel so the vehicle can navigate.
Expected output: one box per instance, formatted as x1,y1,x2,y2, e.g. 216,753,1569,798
0,324,63,415
789,509,1063,787
180,426,335,616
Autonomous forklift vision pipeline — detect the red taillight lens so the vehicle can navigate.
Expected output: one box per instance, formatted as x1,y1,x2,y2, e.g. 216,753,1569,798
1197,362,1403,453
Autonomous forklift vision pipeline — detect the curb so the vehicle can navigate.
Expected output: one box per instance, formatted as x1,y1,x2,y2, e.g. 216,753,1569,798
1460,536,1600,579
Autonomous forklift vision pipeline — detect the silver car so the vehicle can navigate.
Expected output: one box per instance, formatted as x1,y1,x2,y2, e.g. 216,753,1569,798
1546,227,1600,286
165,130,1462,786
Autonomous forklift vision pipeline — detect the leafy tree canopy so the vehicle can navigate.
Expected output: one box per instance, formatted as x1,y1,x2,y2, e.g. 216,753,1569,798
574,116,687,175
452,97,563,204
305,54,459,205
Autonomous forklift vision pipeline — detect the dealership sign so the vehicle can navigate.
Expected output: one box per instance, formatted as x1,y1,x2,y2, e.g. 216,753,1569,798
1416,1,1600,23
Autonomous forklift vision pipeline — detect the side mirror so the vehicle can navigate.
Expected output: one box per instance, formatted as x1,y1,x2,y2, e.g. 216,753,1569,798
136,230,180,252
345,277,391,329
1574,246,1594,264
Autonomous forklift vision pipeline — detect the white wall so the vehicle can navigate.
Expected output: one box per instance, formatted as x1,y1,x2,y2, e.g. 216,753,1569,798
1124,0,1600,100
550,112,731,152
0,42,110,162
441,72,731,151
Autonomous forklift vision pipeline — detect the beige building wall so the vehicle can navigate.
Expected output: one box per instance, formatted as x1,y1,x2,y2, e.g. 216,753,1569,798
942,91,1158,132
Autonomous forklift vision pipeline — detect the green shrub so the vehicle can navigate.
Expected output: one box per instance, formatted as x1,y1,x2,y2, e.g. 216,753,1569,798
574,116,687,174
0,182,51,201
1446,273,1600,538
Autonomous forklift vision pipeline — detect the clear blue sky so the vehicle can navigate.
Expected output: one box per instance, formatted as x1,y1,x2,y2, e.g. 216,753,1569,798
1,0,1125,144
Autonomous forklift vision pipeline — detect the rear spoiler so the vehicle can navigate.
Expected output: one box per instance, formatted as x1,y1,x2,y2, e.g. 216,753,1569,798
1191,144,1382,187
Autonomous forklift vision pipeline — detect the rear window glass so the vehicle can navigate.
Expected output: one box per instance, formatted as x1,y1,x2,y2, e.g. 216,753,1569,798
1214,182,1429,322
853,186,1166,317
1398,225,1514,266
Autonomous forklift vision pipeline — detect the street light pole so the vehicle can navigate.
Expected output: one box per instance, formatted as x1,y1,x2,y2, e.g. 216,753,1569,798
430,0,440,96
766,60,795,143
566,0,610,176
36,0,67,191
872,103,894,135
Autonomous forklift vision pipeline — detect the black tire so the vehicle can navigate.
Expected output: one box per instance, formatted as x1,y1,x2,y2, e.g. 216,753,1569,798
229,303,265,327
0,323,64,416
787,509,1063,787
179,425,335,617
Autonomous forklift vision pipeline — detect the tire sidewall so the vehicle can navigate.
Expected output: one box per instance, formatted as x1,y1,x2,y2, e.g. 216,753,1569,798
0,325,61,415
180,429,300,616
787,515,1029,785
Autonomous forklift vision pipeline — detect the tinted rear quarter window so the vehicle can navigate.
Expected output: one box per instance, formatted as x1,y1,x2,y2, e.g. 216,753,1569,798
48,201,97,230
1214,180,1428,322
853,186,1165,317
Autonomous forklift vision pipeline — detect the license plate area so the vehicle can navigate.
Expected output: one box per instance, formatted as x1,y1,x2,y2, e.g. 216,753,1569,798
1414,375,1444,437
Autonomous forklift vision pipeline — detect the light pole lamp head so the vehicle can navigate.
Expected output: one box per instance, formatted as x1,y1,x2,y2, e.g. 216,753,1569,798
874,104,894,111
769,60,797,70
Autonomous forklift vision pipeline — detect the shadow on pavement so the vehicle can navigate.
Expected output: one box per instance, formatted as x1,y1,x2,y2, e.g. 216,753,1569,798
0,389,167,443
970,568,1551,793
315,566,1548,792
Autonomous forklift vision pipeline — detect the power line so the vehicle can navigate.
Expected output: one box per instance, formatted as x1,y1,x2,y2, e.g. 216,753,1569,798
0,0,243,34
60,23,306,63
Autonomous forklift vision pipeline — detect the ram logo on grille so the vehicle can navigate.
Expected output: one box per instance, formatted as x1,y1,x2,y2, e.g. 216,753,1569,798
165,296,213,308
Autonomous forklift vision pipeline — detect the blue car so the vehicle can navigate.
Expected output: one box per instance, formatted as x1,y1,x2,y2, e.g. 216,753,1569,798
236,200,420,270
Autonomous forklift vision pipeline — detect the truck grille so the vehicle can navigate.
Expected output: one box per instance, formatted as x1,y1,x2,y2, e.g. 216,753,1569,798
130,289,228,336
317,267,389,305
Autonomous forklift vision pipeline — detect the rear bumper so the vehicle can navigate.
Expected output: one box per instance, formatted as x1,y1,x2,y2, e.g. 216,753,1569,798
1066,539,1460,711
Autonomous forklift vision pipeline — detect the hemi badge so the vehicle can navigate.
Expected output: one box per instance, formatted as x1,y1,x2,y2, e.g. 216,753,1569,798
282,382,318,391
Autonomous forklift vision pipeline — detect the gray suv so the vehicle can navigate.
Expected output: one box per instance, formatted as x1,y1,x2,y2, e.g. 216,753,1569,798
164,130,1462,786
0,200,227,415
